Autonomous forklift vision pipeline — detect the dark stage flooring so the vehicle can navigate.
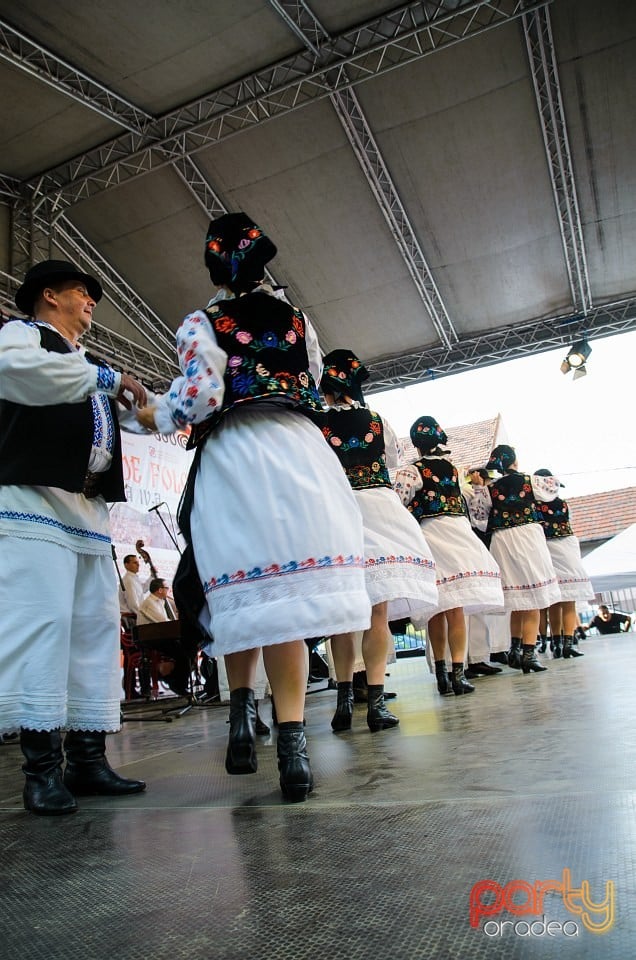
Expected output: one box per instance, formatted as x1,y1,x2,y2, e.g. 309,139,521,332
1,633,635,959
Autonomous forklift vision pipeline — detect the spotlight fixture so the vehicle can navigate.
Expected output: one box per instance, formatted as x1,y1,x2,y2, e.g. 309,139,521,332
560,339,591,377
566,340,592,368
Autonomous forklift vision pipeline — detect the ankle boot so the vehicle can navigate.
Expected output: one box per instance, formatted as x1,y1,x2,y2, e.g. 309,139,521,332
21,728,78,815
435,660,452,695
331,681,354,731
352,670,368,703
366,685,399,732
254,700,270,736
521,644,548,674
277,723,313,802
552,636,562,659
63,730,146,795
225,687,257,774
563,635,583,659
508,638,523,669
537,634,547,653
450,663,475,695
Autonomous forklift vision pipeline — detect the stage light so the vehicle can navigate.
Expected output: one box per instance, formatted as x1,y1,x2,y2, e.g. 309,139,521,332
566,340,592,368
560,339,592,378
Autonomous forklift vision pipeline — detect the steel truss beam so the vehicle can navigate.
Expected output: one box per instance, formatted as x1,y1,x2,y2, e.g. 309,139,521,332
0,173,21,200
26,0,550,206
0,268,177,387
0,18,152,134
269,1,458,348
522,6,591,314
365,296,636,392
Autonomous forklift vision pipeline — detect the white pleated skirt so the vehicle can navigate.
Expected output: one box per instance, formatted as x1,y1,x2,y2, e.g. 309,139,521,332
547,535,595,602
355,487,439,621
191,407,372,655
489,522,561,611
411,514,504,622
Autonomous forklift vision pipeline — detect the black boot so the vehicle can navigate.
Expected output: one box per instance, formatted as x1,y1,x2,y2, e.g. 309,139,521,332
366,685,399,732
254,700,270,736
537,634,548,653
508,637,523,669
450,663,475,695
552,636,562,659
21,729,78,815
63,730,146,795
352,670,368,703
277,722,313,802
435,660,452,695
521,644,548,674
331,681,354,731
489,651,509,666
563,635,584,659
225,687,257,774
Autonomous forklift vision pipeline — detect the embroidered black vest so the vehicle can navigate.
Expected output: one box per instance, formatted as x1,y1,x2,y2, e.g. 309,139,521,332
536,496,573,539
487,471,538,532
188,293,323,448
321,406,392,490
0,323,125,502
407,457,466,520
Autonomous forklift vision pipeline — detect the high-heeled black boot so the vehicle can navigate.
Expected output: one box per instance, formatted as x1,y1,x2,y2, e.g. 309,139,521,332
331,681,354,731
508,637,523,669
435,660,452,695
521,644,548,674
63,730,146,795
366,685,399,732
21,728,78,815
562,635,584,659
450,663,475,695
254,700,270,736
277,722,313,802
537,634,548,653
552,636,562,659
225,687,257,774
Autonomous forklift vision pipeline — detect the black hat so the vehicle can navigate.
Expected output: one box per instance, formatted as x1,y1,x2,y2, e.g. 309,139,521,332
409,416,448,452
486,443,516,474
320,349,369,404
204,212,277,290
15,260,102,316
468,467,490,482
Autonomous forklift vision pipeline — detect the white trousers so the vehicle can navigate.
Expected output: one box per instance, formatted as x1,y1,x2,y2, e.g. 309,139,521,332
0,536,122,734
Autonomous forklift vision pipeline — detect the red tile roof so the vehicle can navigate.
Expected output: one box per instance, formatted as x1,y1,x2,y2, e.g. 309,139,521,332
567,488,636,544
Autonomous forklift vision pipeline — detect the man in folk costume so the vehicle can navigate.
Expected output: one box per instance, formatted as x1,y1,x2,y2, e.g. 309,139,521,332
0,260,148,815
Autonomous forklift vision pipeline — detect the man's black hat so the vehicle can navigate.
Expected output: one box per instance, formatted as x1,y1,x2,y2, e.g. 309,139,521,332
15,260,103,316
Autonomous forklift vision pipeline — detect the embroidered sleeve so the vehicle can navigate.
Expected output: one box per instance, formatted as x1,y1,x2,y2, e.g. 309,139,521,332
381,416,401,471
153,310,228,431
0,319,111,404
393,464,423,506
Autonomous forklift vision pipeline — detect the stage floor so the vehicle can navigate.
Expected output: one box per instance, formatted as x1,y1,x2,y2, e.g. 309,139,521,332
1,634,634,959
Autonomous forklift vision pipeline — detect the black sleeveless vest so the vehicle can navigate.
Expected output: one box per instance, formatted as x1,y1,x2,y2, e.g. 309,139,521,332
0,323,125,502
322,406,392,490
188,293,323,448
407,456,466,520
487,471,538,532
537,496,573,538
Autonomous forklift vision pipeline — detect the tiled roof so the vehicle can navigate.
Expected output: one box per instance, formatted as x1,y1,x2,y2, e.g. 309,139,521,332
399,415,503,468
567,487,636,544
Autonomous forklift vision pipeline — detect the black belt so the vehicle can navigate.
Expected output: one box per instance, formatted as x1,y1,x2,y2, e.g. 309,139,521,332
82,471,102,499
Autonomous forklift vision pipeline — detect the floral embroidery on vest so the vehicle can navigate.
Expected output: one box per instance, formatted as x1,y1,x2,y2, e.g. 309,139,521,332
407,458,466,519
322,407,392,490
537,497,573,538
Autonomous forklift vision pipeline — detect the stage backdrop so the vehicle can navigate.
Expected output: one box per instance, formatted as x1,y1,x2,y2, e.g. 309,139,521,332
111,428,193,589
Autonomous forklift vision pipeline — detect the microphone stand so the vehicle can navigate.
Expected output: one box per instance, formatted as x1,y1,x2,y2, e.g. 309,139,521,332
148,504,182,554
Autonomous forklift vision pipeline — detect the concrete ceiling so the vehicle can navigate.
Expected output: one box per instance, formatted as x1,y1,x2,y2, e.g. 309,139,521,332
1,0,635,391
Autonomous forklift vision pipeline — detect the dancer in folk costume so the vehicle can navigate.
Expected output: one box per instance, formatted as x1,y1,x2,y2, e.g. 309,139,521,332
320,350,438,732
137,214,371,802
394,417,504,696
484,445,561,674
534,468,594,660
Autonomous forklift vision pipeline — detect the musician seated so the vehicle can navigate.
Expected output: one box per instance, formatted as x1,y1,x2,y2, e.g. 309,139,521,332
137,578,190,696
